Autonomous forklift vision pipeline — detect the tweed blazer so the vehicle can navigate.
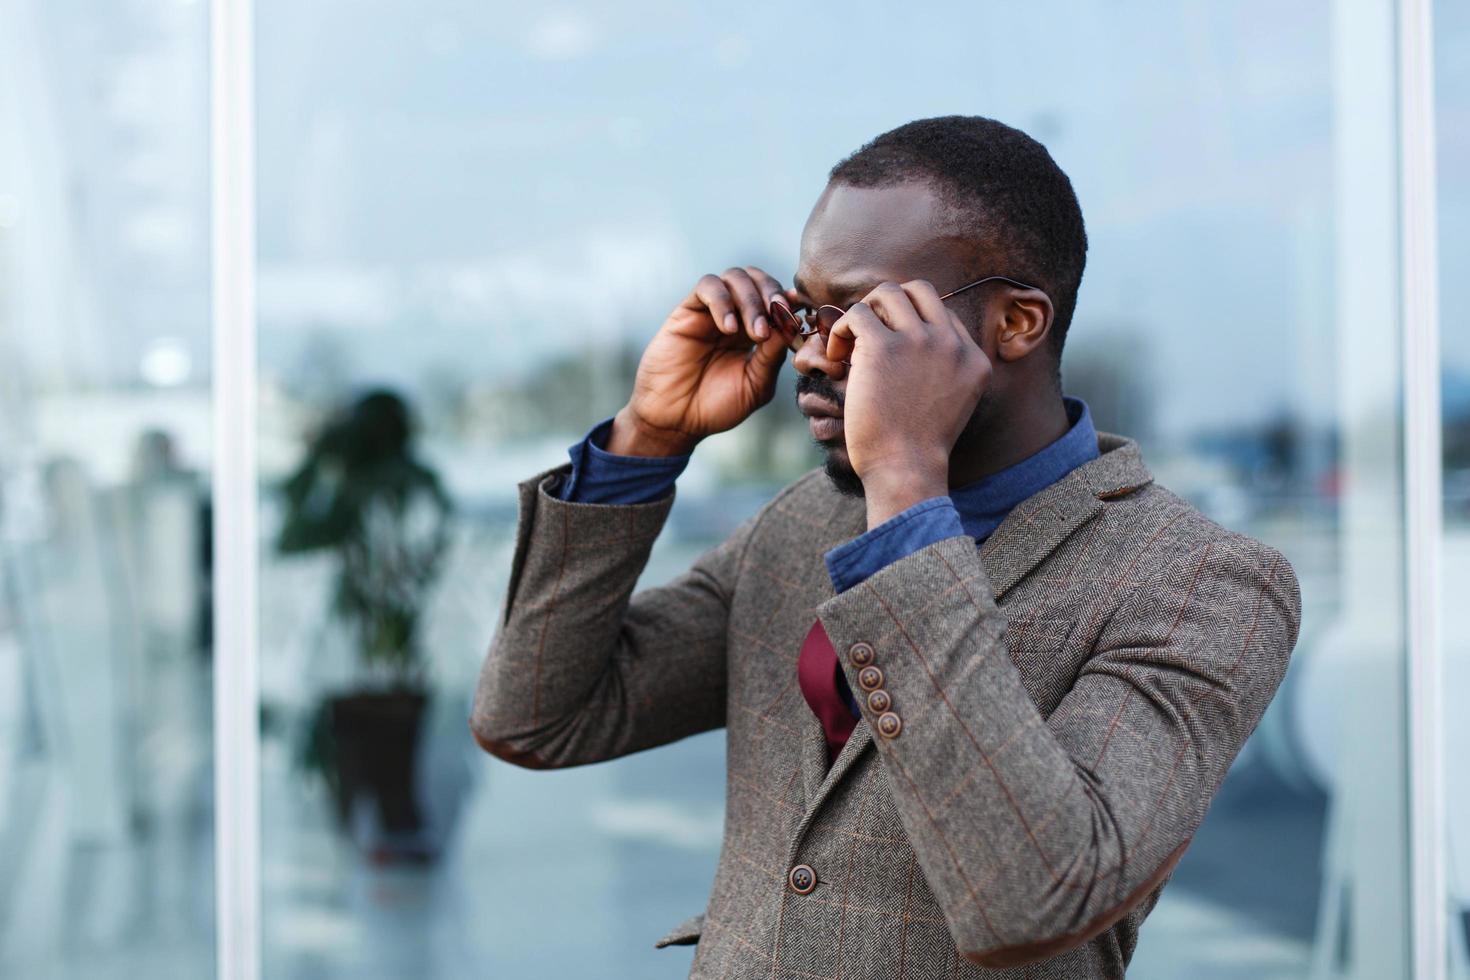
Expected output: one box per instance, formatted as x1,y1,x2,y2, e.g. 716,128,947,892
471,428,1302,978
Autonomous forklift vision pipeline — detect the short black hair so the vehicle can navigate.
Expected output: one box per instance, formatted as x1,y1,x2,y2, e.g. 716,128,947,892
828,115,1087,388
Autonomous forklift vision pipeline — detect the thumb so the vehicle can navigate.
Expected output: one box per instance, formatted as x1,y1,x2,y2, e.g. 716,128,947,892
745,330,788,387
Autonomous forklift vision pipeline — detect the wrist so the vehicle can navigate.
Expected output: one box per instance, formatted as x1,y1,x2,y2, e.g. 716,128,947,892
606,405,699,458
860,460,949,530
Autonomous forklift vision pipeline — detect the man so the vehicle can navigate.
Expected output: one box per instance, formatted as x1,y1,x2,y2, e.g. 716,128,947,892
471,115,1302,978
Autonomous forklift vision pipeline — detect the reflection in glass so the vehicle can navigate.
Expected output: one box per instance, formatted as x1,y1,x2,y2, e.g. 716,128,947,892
0,0,214,975
274,389,455,862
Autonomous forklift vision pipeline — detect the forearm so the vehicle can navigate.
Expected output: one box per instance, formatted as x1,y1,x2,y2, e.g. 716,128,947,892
473,460,749,769
817,536,1107,957
814,532,1299,965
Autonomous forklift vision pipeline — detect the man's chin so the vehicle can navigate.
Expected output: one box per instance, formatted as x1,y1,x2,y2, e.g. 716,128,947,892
819,442,865,498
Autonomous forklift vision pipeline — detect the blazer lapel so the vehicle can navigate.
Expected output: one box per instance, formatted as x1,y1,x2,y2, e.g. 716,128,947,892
978,478,1101,599
797,488,869,803
979,430,1154,601
800,714,872,806
799,715,827,804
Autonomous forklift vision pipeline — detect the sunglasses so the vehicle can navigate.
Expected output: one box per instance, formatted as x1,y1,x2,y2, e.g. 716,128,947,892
767,274,1043,356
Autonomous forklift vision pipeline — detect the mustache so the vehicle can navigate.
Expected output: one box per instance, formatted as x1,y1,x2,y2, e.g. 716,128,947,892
794,374,843,408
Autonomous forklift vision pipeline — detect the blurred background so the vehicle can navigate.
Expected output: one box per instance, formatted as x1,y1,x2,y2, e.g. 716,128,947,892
0,0,1466,977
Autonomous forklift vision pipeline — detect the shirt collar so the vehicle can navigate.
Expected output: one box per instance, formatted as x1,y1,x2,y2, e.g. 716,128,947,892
949,395,1099,522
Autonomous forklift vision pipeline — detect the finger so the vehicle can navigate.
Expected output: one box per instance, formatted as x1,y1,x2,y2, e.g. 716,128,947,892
761,287,807,349
826,301,889,364
692,274,739,335
860,281,925,333
898,279,950,324
722,268,770,341
746,324,789,382
743,266,788,314
743,269,802,347
902,278,975,349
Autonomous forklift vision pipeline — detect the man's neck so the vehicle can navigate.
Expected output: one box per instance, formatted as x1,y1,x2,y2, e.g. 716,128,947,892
946,397,1072,489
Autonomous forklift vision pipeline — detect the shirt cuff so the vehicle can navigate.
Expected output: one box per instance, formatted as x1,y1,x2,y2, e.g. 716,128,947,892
823,496,966,594
558,415,692,504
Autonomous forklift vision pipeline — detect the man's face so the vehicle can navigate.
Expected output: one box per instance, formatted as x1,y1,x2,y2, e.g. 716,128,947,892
791,180,995,496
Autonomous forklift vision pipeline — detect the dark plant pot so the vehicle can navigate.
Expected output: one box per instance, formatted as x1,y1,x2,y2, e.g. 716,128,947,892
323,689,431,862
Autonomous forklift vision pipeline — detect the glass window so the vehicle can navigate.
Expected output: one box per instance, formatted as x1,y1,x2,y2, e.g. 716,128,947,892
250,2,1413,977
1436,1,1470,975
0,0,215,975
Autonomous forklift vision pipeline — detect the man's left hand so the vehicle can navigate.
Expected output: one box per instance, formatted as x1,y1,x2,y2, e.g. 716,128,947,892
824,280,992,528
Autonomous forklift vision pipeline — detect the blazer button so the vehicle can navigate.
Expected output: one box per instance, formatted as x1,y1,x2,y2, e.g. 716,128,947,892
857,665,884,692
848,642,875,667
788,864,817,894
876,712,903,739
866,689,891,713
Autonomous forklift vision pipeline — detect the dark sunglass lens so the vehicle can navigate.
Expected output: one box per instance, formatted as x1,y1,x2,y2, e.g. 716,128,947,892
814,305,845,336
770,303,808,343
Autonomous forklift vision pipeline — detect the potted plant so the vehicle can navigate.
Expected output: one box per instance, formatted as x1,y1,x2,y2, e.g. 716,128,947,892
275,388,452,861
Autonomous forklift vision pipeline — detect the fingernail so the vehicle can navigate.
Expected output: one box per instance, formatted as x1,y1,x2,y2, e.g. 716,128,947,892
754,316,768,338
724,313,737,331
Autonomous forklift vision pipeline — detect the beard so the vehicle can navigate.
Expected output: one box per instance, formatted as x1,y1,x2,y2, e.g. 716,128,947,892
795,373,867,497
821,442,865,498
806,379,995,500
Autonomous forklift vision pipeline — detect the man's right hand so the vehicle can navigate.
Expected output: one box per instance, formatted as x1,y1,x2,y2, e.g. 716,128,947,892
608,266,793,457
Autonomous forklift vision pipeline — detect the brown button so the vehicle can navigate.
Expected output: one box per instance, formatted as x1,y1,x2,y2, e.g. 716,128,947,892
848,642,875,667
876,712,903,738
857,665,884,692
788,864,817,894
866,689,891,713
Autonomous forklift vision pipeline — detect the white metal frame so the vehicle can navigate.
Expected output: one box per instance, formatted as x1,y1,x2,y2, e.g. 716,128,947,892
1400,0,1446,977
210,0,260,978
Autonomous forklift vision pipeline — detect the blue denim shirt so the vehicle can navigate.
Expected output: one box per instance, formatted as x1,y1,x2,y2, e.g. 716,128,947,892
556,415,694,504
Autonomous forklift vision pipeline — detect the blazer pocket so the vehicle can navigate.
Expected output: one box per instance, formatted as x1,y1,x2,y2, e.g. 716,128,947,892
1003,615,1076,659
1003,616,1082,712
653,912,704,948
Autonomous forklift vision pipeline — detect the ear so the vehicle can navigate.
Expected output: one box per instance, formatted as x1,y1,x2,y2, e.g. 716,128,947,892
994,287,1053,363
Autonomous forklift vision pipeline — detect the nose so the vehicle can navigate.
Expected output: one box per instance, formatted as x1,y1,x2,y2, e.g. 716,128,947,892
792,331,848,380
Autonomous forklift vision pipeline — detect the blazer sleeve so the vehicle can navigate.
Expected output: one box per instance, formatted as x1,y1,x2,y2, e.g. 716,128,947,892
814,530,1302,968
470,460,762,768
